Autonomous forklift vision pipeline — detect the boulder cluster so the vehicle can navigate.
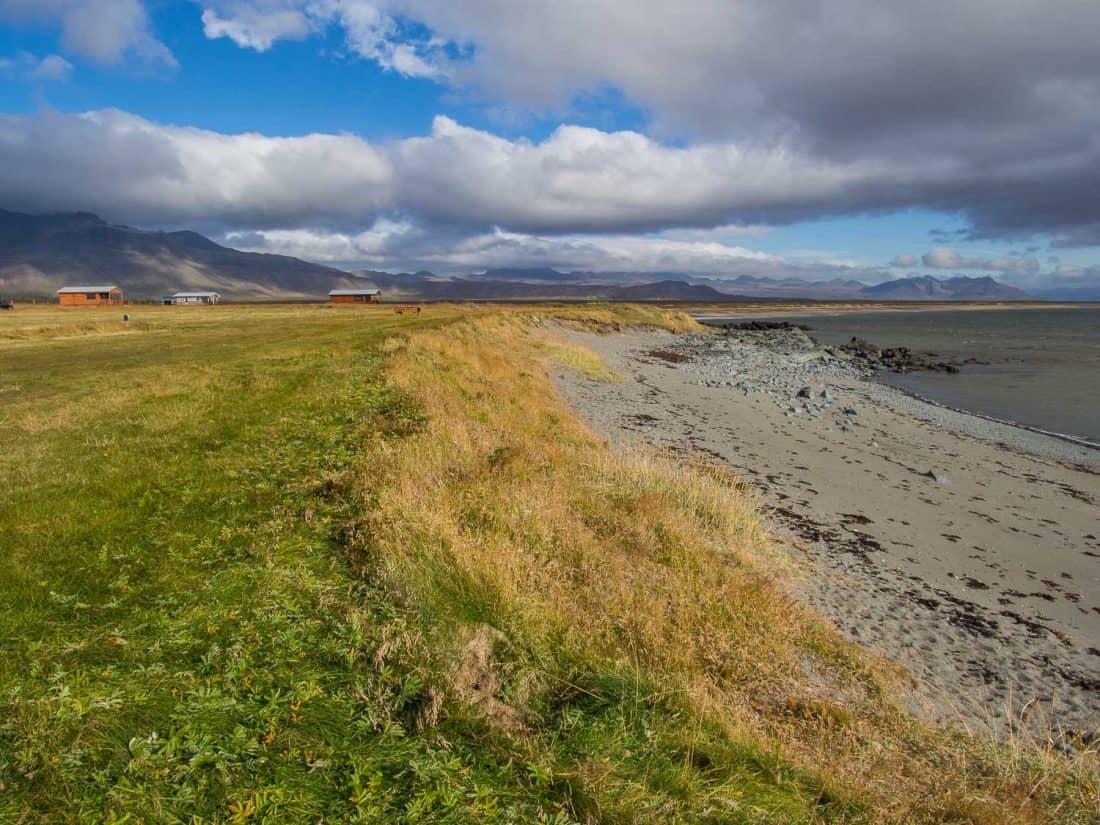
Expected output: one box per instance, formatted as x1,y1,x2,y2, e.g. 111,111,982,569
835,337,978,373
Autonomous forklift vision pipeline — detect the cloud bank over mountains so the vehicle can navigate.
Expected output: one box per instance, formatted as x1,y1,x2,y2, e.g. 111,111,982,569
0,0,1098,287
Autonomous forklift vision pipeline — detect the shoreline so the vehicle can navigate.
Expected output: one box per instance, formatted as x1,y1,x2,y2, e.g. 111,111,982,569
554,324,1100,739
871,379,1100,457
699,310,1095,462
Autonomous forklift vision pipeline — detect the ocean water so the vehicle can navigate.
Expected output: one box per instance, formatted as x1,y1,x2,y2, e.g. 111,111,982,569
743,308,1100,444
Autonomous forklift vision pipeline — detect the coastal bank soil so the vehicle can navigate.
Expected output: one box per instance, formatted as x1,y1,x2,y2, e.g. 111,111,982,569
554,325,1100,739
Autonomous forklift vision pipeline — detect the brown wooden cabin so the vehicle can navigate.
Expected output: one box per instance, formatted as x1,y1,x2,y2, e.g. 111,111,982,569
329,288,381,304
57,285,124,306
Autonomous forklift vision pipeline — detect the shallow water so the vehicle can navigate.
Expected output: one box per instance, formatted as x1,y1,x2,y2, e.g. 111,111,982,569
727,308,1100,444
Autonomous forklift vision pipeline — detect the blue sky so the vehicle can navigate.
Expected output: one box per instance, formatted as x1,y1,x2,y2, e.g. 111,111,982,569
1,1,1098,294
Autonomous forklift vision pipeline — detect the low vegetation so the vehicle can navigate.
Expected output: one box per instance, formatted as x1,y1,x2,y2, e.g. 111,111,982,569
1,303,1095,823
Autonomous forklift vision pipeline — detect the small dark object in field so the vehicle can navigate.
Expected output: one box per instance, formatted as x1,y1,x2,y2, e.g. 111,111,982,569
922,469,951,485
646,349,690,363
123,313,130,322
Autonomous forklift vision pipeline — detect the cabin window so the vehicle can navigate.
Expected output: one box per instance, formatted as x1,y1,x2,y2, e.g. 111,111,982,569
86,293,98,300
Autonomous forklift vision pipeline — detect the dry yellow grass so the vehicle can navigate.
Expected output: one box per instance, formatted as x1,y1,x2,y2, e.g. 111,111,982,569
345,307,1098,823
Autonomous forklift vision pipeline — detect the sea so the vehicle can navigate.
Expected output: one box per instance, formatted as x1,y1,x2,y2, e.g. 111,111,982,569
708,307,1100,445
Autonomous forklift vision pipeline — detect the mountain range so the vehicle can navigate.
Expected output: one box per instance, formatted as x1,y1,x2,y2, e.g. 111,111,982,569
0,209,1042,302
0,209,360,299
358,270,1033,301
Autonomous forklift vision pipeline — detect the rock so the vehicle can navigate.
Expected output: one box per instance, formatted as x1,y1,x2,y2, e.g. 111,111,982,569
843,337,880,360
842,407,858,416
796,386,812,399
923,469,952,485
724,320,810,331
819,388,831,400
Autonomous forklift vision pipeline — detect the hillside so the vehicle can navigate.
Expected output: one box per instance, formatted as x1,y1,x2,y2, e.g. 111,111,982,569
698,274,869,299
0,209,363,299
609,279,730,300
862,274,1031,301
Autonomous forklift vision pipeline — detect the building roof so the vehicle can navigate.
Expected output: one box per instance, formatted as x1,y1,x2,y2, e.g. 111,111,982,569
172,291,220,298
56,285,121,294
328,288,380,296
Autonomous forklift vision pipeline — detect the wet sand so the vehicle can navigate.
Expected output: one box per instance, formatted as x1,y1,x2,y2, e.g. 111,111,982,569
554,326,1100,739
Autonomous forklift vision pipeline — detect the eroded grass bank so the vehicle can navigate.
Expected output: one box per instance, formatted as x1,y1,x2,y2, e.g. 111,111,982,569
1,304,1096,822
342,308,1097,823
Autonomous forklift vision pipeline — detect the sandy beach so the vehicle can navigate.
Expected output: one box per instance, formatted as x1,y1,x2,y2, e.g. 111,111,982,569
555,324,1100,739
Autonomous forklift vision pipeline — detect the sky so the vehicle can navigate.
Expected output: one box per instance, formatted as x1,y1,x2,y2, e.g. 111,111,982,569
1,1,1099,293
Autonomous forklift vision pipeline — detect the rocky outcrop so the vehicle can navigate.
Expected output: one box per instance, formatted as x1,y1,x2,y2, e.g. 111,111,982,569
835,336,981,373
721,320,811,332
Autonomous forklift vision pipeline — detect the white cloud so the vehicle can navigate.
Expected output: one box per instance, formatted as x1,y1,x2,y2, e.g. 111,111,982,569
890,253,918,268
392,116,864,233
0,109,868,233
200,2,314,51
922,247,969,269
0,0,174,66
226,222,890,281
199,0,441,76
921,247,1040,274
0,109,392,227
29,53,73,81
0,51,73,82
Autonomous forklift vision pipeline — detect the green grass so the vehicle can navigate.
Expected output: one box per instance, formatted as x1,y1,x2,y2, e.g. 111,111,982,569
0,305,566,822
1,305,1095,824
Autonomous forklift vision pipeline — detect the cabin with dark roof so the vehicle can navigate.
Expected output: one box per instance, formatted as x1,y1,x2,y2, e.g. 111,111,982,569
57,286,123,306
329,288,381,304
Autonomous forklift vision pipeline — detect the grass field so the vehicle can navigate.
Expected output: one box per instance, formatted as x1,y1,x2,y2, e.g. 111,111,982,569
1,304,1096,823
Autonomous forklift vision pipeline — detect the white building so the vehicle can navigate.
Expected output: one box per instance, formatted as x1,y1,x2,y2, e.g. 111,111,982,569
165,291,221,305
